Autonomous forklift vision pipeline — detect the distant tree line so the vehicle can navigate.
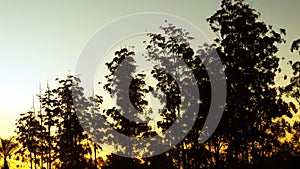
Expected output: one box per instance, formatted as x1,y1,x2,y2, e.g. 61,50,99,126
14,76,105,169
4,0,300,168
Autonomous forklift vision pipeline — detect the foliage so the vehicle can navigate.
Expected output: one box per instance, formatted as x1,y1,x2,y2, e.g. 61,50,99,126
0,137,18,169
15,76,103,169
12,0,300,168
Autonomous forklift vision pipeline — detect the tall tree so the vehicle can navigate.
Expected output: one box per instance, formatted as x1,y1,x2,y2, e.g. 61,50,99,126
144,24,213,169
206,0,291,167
101,21,213,168
53,75,90,169
15,76,104,169
103,48,155,148
39,83,61,169
15,110,41,169
101,46,175,167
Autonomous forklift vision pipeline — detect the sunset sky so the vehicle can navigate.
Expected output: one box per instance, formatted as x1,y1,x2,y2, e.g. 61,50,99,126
0,0,300,139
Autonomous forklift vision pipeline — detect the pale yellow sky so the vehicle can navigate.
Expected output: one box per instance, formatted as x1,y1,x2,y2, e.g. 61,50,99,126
0,0,299,139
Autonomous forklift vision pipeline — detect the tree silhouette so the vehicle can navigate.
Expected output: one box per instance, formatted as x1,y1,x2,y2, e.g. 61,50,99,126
52,76,90,169
11,0,300,168
99,19,213,167
39,83,61,169
206,0,292,167
15,110,41,169
101,0,297,168
0,137,18,169
143,24,214,169
15,76,105,169
101,48,156,157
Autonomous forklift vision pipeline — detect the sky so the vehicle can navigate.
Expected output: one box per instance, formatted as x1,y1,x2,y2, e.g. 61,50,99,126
0,0,300,139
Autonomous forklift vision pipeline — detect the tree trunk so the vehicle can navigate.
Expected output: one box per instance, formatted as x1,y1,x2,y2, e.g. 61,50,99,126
4,156,9,169
48,129,51,169
34,148,37,169
94,143,97,169
30,151,33,169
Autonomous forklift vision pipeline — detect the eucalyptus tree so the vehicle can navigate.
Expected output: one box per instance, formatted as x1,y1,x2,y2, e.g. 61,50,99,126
53,75,90,169
206,0,291,167
39,83,61,169
15,110,40,169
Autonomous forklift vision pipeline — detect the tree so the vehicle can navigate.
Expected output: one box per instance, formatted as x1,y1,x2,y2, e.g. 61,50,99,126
102,48,156,161
12,0,300,168
101,0,296,168
39,83,61,169
100,19,214,167
206,0,291,167
15,76,105,169
0,137,18,169
144,24,214,168
15,110,41,169
53,75,91,169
